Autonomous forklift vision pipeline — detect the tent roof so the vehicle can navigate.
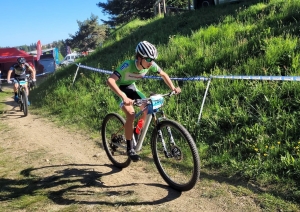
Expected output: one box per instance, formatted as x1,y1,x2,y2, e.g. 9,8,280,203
28,48,55,55
0,48,36,63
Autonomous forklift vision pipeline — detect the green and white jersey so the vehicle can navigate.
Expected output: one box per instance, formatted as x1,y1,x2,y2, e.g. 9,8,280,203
113,60,161,86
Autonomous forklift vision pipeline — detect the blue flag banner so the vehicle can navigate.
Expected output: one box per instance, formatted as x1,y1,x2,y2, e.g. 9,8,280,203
53,48,60,64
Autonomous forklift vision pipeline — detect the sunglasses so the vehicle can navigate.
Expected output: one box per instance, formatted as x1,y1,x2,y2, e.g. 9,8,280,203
144,58,154,63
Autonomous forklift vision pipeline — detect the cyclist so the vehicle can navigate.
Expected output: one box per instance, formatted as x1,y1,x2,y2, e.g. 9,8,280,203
7,57,36,105
107,41,181,162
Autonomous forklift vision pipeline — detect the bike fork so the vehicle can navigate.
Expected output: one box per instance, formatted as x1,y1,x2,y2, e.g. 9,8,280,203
157,126,176,158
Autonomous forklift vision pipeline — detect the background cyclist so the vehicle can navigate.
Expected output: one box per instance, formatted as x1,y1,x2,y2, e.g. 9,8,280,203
7,57,36,105
107,41,181,161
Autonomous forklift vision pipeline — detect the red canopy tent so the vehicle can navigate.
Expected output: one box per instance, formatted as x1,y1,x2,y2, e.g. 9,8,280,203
0,48,36,63
0,48,43,78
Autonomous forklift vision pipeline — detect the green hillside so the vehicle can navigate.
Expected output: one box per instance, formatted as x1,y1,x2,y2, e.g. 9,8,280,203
30,0,300,204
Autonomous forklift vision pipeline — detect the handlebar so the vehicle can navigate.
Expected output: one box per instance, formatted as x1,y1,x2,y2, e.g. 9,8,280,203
4,74,33,84
133,91,176,107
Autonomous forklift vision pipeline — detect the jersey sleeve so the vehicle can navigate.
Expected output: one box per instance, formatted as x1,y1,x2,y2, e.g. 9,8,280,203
27,62,35,69
114,60,131,79
9,64,17,71
148,62,162,74
24,63,32,70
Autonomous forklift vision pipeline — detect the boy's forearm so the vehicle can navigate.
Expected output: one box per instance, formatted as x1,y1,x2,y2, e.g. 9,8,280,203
7,71,12,80
107,78,126,99
161,74,175,90
30,68,36,79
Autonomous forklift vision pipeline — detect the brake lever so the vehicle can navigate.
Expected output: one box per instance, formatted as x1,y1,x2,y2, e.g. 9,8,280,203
169,91,176,96
134,99,143,107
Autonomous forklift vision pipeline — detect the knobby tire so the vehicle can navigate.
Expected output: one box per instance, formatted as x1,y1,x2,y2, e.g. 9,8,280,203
151,119,200,191
21,91,28,117
101,113,131,168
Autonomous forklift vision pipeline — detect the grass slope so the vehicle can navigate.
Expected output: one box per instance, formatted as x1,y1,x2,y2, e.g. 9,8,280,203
29,0,300,206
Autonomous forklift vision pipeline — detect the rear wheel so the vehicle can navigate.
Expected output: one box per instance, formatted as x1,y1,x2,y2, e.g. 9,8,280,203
202,0,214,7
151,120,200,191
101,113,131,168
195,0,214,8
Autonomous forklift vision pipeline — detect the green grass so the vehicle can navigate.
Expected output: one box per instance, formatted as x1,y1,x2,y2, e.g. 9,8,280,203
0,89,10,131
12,0,300,209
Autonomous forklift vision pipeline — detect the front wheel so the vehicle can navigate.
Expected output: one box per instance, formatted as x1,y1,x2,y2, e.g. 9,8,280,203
151,120,200,191
21,91,28,117
101,113,131,168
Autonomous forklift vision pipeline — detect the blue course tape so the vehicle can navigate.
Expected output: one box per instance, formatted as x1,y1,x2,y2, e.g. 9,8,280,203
77,64,210,81
76,64,300,126
77,64,300,82
211,75,300,81
77,64,113,75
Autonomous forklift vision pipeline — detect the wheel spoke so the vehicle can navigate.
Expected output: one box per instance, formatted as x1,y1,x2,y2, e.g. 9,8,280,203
152,120,200,191
101,113,131,168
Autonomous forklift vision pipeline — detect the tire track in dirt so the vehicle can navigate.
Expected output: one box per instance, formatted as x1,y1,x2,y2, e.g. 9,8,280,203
0,93,261,212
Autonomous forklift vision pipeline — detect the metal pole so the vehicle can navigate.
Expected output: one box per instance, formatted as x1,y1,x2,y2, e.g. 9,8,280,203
197,78,212,124
163,0,166,16
72,63,81,86
158,2,161,16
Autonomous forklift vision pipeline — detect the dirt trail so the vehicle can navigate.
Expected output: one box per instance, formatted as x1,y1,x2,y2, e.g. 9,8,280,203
0,92,262,212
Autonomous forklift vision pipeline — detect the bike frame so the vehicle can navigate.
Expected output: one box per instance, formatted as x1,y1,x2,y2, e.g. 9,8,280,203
111,92,174,152
133,110,153,151
132,93,174,152
15,79,26,95
133,110,175,155
111,104,155,152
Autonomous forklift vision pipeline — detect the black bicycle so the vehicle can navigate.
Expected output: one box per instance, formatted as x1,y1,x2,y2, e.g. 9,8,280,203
15,78,29,117
101,92,200,191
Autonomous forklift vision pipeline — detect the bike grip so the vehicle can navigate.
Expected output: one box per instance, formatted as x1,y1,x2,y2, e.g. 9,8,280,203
133,99,142,106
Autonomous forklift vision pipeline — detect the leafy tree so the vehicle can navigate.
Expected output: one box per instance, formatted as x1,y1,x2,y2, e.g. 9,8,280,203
97,0,191,27
19,45,29,52
97,0,156,27
65,14,108,53
167,0,191,8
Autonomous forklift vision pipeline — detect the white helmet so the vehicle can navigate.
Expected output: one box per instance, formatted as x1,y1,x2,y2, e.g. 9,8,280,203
135,41,158,60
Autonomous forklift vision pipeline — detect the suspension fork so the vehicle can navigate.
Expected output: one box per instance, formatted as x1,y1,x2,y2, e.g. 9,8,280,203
155,112,176,158
17,86,22,102
19,86,24,102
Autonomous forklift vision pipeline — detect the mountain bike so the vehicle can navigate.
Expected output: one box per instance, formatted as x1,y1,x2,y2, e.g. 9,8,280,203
101,92,200,191
15,78,29,117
